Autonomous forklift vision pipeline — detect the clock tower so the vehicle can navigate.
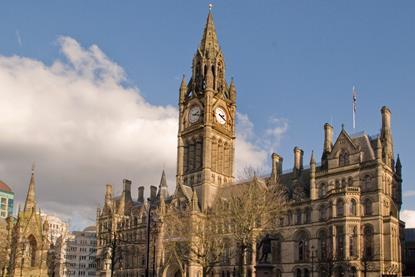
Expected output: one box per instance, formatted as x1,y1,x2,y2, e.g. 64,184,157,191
176,10,236,210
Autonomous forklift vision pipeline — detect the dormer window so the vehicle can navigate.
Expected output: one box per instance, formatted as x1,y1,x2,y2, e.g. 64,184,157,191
339,150,350,166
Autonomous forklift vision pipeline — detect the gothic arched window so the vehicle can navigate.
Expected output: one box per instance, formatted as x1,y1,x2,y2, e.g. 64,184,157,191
350,199,357,216
336,199,344,217
296,268,302,277
349,226,357,257
339,151,349,166
295,231,309,262
364,225,374,260
28,235,37,267
318,230,328,260
336,226,345,259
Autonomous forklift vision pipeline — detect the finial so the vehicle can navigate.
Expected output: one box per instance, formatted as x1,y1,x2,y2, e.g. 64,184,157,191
208,3,213,11
341,123,345,130
32,162,35,175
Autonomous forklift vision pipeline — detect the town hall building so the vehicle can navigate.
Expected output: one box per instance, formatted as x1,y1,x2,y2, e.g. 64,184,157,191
96,9,404,277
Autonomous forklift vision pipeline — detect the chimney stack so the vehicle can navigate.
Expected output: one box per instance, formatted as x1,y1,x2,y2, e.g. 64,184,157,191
138,186,144,202
271,153,283,181
323,123,333,154
150,185,157,200
293,147,304,173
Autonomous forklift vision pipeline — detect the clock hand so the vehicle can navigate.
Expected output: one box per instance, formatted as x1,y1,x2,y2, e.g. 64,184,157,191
219,114,226,120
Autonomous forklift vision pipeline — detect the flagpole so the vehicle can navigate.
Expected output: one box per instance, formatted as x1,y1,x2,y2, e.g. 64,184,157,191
352,86,357,130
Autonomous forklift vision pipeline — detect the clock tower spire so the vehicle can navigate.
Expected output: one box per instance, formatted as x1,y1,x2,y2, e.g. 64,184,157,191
176,9,236,210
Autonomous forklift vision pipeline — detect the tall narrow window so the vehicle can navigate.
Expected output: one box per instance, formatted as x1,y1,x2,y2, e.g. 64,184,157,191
336,226,345,259
339,151,349,166
364,225,374,260
349,226,357,257
296,209,302,225
28,235,37,267
350,199,357,216
336,199,344,217
318,230,328,260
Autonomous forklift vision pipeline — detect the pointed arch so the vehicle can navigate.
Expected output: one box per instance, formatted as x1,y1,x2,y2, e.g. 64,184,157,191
27,234,37,267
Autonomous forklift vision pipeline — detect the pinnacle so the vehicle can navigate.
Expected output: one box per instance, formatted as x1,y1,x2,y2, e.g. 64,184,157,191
23,168,37,212
199,9,220,54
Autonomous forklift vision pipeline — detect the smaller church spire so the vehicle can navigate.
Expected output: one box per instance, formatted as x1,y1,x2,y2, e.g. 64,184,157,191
158,170,169,199
23,164,37,213
396,154,402,176
229,77,236,103
310,150,316,165
179,75,187,103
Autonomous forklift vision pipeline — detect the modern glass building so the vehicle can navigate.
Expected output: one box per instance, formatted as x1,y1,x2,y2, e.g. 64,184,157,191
0,180,14,218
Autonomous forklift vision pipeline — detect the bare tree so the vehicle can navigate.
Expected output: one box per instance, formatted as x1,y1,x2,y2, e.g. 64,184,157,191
212,170,286,276
162,203,227,277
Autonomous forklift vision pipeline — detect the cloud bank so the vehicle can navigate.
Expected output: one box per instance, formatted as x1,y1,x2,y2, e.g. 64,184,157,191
0,37,286,230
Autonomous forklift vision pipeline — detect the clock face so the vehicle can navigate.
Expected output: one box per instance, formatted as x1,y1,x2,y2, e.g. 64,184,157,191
215,107,227,125
189,106,202,124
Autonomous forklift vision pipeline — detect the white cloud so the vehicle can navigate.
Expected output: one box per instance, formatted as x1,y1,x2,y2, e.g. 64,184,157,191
0,37,284,230
0,36,178,229
401,210,415,228
235,113,288,176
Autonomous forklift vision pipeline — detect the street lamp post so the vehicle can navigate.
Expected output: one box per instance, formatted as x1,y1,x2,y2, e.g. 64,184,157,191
145,198,155,277
311,245,315,277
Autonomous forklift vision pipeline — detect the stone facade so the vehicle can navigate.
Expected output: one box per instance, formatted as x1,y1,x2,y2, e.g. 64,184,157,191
96,9,404,277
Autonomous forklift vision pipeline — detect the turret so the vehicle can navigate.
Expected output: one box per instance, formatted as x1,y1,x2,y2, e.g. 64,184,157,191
380,106,394,168
310,151,317,200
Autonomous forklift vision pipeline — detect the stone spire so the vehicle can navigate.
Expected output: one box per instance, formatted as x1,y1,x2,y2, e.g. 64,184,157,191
229,77,237,103
199,9,220,56
158,170,169,199
23,164,37,213
395,154,402,177
310,150,316,165
190,9,227,96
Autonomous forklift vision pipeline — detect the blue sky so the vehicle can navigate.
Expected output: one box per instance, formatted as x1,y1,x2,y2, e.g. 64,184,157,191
0,1,414,228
